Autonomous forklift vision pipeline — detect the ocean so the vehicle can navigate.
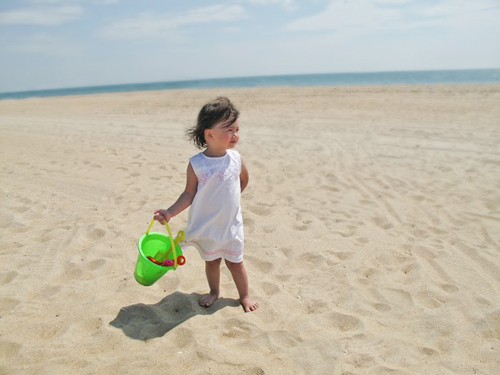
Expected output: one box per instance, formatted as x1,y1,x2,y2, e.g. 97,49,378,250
1,68,499,101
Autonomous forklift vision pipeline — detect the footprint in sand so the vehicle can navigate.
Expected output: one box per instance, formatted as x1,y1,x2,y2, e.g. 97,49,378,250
11,222,30,233
55,262,84,283
82,317,105,331
248,203,274,216
415,290,445,309
222,319,257,340
38,322,66,339
361,267,380,279
172,327,195,349
476,297,491,307
278,247,293,259
11,206,30,213
243,217,255,234
0,341,22,362
334,252,354,261
379,288,414,308
402,262,421,275
419,347,439,356
336,228,356,237
87,259,106,271
374,303,391,312
298,253,326,267
356,237,370,244
0,297,21,314
38,227,70,244
261,281,280,296
2,241,23,251
262,225,276,234
328,312,364,332
267,330,303,349
412,195,426,202
245,255,274,273
0,271,18,286
475,310,500,340
87,227,106,242
294,220,312,231
41,284,62,297
372,216,394,230
360,199,377,207
321,185,341,193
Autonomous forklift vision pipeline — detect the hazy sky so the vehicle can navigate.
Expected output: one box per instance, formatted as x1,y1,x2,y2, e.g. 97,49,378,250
1,0,499,92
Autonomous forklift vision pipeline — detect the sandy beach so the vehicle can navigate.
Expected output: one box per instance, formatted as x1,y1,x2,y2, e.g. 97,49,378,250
1,84,499,374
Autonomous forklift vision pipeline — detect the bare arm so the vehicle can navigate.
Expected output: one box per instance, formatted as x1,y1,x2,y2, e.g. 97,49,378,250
240,158,249,193
154,162,198,223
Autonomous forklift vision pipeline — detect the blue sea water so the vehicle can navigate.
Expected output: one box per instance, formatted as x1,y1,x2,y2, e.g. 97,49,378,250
1,69,499,101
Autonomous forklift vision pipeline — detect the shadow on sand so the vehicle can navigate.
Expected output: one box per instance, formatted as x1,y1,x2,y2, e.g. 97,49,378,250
110,291,240,341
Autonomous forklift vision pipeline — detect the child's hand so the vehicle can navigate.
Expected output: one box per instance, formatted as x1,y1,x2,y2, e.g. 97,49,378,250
154,209,172,224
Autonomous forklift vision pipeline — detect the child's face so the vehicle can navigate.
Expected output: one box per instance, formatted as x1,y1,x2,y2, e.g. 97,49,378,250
206,118,240,150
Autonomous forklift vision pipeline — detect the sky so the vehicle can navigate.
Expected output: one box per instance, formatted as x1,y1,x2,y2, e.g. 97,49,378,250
0,0,499,93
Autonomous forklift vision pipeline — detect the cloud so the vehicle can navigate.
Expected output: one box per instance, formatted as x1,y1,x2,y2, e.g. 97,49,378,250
284,0,500,33
0,4,83,25
27,0,78,4
414,0,500,19
374,0,413,4
93,0,121,4
285,0,401,32
1,32,82,56
28,0,119,4
246,0,298,11
101,4,246,40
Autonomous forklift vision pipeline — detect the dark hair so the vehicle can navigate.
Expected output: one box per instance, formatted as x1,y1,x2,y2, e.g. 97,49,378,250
186,97,240,149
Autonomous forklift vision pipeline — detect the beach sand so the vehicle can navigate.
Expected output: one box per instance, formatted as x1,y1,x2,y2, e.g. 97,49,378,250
1,84,499,374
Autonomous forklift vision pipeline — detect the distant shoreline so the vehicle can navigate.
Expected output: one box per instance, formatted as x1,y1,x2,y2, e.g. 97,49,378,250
1,68,499,101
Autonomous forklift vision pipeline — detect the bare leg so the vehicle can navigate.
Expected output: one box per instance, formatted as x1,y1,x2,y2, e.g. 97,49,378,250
199,258,221,307
225,260,259,312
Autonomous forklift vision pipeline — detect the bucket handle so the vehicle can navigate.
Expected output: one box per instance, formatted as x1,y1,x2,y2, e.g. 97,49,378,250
145,219,179,270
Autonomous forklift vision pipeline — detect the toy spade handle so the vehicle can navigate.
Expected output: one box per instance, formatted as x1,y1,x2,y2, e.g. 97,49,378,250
174,230,185,245
145,219,179,269
145,219,155,235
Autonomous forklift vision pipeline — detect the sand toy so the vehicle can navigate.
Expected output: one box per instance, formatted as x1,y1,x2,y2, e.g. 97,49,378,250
134,219,186,286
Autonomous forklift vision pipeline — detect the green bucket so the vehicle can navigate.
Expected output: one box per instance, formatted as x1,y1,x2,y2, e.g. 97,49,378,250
134,220,185,286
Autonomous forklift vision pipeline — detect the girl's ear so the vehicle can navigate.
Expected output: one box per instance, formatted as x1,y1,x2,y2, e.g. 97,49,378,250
205,128,212,139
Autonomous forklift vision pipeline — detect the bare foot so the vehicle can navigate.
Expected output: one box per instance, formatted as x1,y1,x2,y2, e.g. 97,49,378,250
241,297,259,312
199,293,219,308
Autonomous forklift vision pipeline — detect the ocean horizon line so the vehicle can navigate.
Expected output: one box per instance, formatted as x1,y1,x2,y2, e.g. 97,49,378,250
1,68,499,101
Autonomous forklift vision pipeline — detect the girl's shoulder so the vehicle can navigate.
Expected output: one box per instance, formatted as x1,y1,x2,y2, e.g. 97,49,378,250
227,149,241,164
227,149,240,158
189,151,205,162
190,150,240,161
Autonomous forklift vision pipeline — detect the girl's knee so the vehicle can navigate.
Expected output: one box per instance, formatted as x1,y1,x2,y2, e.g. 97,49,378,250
225,259,243,270
206,258,222,268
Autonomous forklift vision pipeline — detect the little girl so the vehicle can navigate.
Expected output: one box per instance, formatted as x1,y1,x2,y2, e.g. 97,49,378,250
154,97,259,313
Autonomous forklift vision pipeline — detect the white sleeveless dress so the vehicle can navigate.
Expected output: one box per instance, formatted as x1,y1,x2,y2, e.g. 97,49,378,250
180,149,244,263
